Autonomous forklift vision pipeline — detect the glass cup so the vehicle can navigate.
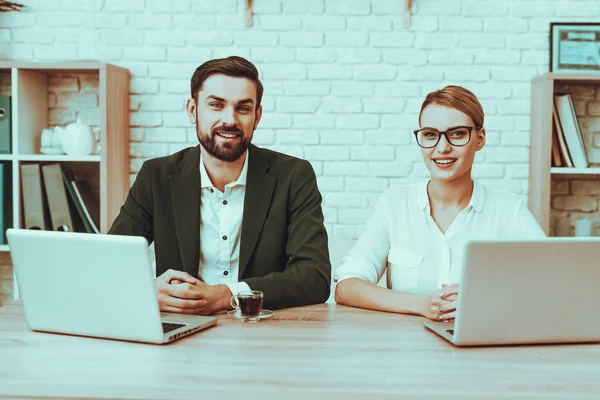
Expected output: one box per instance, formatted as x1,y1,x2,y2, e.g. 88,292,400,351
230,290,264,322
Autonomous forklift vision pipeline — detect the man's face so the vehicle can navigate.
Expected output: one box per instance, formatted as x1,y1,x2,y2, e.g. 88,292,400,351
187,74,262,162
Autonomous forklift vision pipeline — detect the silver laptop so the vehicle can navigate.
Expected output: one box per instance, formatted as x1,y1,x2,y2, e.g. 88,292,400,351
6,228,217,344
424,238,600,347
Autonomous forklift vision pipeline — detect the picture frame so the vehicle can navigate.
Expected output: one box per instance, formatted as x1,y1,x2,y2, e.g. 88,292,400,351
550,22,600,74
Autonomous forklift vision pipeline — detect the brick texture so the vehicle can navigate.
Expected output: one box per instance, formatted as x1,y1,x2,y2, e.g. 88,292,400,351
0,1,598,300
47,73,100,131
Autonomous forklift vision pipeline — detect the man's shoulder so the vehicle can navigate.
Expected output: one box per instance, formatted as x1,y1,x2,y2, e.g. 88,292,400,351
142,146,198,172
252,145,310,174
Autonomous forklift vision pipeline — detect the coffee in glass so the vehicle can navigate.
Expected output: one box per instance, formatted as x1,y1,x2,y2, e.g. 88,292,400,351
230,290,264,322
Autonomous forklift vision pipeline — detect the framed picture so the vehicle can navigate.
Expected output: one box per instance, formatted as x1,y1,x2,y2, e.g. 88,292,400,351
550,22,600,73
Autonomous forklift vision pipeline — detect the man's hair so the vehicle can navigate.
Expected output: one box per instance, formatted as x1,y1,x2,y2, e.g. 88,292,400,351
419,85,484,128
190,56,263,107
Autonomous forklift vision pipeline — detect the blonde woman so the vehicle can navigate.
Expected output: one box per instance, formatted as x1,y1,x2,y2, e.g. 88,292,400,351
334,85,545,321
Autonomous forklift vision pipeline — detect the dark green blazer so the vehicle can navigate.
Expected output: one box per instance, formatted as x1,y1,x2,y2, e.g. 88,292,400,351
108,144,331,309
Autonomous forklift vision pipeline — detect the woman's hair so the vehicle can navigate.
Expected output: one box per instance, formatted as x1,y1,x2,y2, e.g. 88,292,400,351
418,85,484,128
190,56,263,107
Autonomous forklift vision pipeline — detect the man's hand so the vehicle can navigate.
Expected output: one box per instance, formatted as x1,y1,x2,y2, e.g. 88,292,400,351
182,281,233,316
155,269,207,314
419,283,459,321
156,270,233,315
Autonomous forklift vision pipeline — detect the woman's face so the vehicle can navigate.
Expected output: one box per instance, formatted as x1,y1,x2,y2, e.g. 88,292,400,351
417,104,485,183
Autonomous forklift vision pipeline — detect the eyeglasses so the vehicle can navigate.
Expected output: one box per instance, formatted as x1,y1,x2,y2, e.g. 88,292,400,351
413,125,481,149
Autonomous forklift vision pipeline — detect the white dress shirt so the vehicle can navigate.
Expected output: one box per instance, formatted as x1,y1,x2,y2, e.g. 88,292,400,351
198,151,252,296
334,180,546,294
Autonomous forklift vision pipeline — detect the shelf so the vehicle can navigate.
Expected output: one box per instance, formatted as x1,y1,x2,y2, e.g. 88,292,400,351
533,73,600,83
0,154,12,161
0,245,9,252
551,168,600,175
0,61,125,73
17,154,101,162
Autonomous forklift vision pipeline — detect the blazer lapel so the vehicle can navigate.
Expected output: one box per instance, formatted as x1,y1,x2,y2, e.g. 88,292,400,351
239,145,276,278
169,146,201,278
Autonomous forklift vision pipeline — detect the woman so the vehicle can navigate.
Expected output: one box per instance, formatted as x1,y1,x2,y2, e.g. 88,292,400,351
334,85,545,321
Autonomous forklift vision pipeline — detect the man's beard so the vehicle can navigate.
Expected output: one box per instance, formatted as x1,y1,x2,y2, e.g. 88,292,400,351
197,123,251,162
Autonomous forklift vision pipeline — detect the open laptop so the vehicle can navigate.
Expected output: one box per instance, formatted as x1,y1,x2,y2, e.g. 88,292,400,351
424,238,600,347
6,228,217,344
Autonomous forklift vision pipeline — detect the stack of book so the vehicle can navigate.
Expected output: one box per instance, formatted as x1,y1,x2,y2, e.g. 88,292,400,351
20,163,99,234
551,93,589,168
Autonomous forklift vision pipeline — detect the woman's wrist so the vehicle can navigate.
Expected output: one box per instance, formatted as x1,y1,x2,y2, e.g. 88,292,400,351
391,291,426,316
410,293,428,317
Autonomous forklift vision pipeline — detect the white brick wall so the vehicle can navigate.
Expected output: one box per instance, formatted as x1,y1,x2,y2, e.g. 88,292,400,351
2,0,600,242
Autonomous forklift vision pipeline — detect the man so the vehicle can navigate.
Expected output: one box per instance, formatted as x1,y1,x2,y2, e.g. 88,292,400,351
109,56,331,315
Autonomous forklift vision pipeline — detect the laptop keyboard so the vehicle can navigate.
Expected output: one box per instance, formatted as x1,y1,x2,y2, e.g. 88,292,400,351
162,322,186,334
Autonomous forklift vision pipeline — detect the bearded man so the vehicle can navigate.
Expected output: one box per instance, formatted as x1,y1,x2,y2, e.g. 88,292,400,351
109,56,331,315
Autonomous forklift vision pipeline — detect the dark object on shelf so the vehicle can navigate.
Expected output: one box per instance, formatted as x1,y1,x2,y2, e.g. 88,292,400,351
0,96,12,154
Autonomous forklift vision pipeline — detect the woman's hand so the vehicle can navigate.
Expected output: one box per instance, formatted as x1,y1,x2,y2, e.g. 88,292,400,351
419,283,459,321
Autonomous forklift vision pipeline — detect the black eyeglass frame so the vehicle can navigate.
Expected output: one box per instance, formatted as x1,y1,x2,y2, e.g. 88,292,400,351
412,125,482,148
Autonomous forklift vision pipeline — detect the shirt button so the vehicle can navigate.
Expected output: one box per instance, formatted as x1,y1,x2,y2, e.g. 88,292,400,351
222,235,228,240
223,200,228,205
223,271,229,276
209,188,214,193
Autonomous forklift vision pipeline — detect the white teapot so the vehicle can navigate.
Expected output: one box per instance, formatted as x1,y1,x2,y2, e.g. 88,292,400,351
56,119,95,156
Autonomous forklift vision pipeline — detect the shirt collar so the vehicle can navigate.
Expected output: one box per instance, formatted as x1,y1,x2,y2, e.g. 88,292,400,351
199,149,250,189
417,180,484,213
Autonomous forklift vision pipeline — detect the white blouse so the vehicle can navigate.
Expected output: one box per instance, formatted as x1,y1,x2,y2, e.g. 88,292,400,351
334,181,546,294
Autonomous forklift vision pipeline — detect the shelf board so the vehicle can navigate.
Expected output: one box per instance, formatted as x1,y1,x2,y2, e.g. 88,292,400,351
533,73,600,83
0,244,9,252
17,154,101,162
0,154,13,161
551,167,600,175
0,61,106,71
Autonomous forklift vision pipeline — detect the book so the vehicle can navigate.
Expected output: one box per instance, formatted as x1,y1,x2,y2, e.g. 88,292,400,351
2,163,12,243
21,164,47,230
61,171,92,233
552,100,573,167
41,164,74,232
554,94,588,168
0,164,3,243
70,180,99,234
61,171,97,234
551,123,562,167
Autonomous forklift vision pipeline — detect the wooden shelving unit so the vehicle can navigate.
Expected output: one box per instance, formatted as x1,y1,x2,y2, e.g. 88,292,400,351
0,62,130,300
0,61,130,238
529,73,600,235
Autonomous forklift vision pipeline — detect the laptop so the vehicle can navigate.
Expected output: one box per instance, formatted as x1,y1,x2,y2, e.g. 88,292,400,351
6,228,217,344
424,238,600,347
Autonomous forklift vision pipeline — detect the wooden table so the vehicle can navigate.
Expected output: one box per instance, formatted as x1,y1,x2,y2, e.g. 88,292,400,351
1,301,600,399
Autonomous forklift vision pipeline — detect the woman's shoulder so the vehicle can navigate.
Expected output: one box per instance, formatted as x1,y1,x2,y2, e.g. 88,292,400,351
478,181,525,210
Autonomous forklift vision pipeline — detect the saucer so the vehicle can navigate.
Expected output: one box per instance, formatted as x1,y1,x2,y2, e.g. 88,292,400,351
40,147,64,155
227,309,273,320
